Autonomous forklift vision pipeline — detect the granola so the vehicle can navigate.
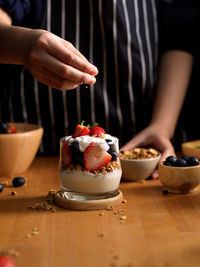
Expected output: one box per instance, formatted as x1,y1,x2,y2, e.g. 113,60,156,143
120,147,159,160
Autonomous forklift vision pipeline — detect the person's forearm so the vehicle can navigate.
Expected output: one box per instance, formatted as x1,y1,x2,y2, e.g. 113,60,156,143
150,50,193,138
0,7,35,65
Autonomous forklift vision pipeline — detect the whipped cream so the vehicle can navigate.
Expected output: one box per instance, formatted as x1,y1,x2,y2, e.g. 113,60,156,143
64,134,119,152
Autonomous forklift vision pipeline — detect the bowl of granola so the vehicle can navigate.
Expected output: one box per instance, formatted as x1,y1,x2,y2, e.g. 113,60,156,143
119,148,161,181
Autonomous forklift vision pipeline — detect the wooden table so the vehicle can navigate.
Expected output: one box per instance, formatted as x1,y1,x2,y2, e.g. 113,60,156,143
1,156,200,267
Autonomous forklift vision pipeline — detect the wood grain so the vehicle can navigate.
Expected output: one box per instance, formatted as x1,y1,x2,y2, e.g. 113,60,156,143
1,157,200,267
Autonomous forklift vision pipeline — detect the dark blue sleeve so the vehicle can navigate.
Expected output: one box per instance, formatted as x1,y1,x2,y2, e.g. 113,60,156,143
0,0,44,28
159,0,200,55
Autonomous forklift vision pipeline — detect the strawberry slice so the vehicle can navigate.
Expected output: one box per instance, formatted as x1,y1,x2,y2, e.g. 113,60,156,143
89,126,106,137
72,124,89,138
62,140,72,167
0,256,16,267
83,142,111,172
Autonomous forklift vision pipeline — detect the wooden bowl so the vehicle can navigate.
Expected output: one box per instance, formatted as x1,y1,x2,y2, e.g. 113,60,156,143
120,153,161,181
158,162,200,193
0,123,43,177
182,140,200,160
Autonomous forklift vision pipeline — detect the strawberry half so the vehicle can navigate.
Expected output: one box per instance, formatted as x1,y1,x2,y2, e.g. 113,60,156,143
62,140,72,167
89,126,106,137
0,256,16,267
72,124,89,138
83,142,111,172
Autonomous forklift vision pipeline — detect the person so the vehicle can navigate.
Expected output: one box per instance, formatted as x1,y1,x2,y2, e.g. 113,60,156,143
0,0,192,178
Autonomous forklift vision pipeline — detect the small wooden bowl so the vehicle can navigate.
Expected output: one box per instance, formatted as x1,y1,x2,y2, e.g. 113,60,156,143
158,162,200,193
120,153,161,181
182,140,200,160
0,123,43,177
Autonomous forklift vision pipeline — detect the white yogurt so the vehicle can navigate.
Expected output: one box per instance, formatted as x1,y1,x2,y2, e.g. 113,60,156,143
64,134,119,153
59,168,122,194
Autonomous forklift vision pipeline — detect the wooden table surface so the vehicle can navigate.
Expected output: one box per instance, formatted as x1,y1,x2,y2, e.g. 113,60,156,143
1,156,200,267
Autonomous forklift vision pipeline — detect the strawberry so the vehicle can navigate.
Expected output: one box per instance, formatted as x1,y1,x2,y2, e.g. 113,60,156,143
72,124,89,138
89,126,106,137
62,140,72,167
0,256,16,267
7,124,16,134
83,142,111,172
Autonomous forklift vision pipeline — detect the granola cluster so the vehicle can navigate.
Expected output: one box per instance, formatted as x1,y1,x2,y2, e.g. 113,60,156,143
119,147,159,160
66,160,121,174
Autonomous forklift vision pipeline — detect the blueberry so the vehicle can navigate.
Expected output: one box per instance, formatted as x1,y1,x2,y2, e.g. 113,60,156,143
181,155,190,162
12,177,25,187
73,152,84,165
106,139,115,153
110,151,118,161
163,189,168,195
0,122,8,134
175,158,187,167
0,184,3,193
165,156,177,165
187,156,199,166
69,141,79,153
163,161,173,166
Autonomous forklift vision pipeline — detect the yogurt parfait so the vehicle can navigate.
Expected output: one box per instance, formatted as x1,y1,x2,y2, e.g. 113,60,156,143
58,122,122,197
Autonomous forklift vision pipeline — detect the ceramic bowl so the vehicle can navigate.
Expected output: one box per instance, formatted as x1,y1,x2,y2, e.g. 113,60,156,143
120,153,161,181
0,123,43,177
182,140,200,160
158,162,200,193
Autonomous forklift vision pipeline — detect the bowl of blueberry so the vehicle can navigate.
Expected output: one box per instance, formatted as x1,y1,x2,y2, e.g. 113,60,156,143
158,155,200,194
0,122,43,177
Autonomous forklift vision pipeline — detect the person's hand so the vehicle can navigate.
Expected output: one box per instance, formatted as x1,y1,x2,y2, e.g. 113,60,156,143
120,125,176,179
21,29,98,90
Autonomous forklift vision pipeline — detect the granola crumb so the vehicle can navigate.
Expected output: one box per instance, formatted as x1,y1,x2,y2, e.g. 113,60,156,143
106,206,113,211
31,231,39,236
32,227,38,231
99,212,105,216
120,215,127,220
122,199,127,203
98,233,104,237
28,191,58,212
25,234,31,239
1,181,9,186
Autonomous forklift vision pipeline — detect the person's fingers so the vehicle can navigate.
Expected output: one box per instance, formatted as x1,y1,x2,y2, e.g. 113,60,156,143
60,39,98,75
30,50,96,85
31,65,80,90
120,134,146,151
36,75,80,90
152,169,159,179
37,34,98,75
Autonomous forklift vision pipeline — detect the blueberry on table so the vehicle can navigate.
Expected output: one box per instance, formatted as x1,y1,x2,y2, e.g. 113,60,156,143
0,184,3,193
163,189,168,195
175,158,187,167
12,177,25,187
187,156,199,166
165,155,177,165
0,122,8,133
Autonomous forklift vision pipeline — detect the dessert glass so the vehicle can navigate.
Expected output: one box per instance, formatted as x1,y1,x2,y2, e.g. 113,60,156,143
58,136,122,201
